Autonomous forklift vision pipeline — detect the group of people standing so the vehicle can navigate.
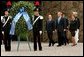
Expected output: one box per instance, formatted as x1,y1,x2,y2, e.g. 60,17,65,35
46,11,80,47
1,8,43,51
1,7,80,52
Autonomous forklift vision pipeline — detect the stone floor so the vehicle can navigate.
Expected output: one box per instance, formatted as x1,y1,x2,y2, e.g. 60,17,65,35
1,41,83,56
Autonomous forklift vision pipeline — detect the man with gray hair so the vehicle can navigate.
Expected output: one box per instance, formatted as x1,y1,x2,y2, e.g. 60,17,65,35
55,12,66,47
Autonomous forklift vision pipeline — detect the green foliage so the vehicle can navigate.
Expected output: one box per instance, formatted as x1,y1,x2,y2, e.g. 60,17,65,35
9,1,35,41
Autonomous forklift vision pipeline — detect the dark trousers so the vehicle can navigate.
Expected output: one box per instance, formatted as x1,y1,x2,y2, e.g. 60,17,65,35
33,31,42,50
1,33,3,45
4,33,11,51
62,31,67,45
57,30,64,46
47,32,54,46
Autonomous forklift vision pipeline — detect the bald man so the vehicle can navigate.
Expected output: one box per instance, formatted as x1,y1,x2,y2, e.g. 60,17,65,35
46,14,55,47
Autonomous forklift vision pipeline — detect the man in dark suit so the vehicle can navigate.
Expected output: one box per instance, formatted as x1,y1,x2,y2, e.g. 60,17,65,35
46,14,55,47
55,12,66,47
62,12,69,45
33,8,43,51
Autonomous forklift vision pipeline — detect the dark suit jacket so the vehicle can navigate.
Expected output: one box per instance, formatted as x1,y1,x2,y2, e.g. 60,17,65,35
33,15,43,33
63,17,69,29
3,16,12,34
55,17,66,32
69,20,78,31
46,20,55,32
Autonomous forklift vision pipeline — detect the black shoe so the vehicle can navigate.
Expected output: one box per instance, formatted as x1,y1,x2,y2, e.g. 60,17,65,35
5,46,11,51
5,49,11,51
52,42,55,46
57,45,61,47
34,49,37,51
49,45,51,47
6,50,11,51
49,43,51,47
39,49,42,51
39,47,42,51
